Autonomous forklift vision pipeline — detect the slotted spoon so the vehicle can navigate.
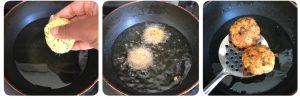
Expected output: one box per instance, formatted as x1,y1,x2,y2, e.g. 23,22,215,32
204,35,269,95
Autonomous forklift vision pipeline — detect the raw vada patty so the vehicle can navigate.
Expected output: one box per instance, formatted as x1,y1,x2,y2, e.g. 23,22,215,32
143,26,166,45
44,16,75,54
230,17,261,48
127,47,153,70
242,45,275,75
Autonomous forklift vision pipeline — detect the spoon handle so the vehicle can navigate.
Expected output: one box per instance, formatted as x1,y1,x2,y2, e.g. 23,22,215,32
204,71,228,95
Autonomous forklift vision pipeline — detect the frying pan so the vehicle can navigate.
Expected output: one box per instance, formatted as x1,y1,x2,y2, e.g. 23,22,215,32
203,1,297,95
103,1,199,95
5,1,98,95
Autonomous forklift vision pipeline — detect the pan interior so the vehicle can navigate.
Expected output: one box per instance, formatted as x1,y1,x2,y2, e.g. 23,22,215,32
13,18,88,89
112,22,192,94
210,15,294,94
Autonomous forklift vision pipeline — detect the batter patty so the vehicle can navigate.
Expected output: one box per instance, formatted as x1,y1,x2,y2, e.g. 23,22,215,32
230,17,261,48
242,45,275,75
143,25,166,45
44,15,75,54
127,47,153,70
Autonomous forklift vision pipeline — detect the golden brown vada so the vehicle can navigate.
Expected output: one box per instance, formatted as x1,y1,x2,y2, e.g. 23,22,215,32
230,17,260,48
242,45,275,75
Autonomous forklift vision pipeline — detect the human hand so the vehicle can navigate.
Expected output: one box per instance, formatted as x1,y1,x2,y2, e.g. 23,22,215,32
50,1,98,50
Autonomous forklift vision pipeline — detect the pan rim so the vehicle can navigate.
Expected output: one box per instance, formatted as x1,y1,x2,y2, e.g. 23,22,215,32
203,1,297,8
103,76,199,95
103,1,199,22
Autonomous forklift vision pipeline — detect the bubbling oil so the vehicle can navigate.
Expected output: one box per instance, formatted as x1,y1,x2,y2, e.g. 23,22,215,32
142,24,169,45
112,22,192,94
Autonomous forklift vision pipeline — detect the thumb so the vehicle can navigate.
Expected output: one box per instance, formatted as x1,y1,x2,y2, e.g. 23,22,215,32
50,23,80,40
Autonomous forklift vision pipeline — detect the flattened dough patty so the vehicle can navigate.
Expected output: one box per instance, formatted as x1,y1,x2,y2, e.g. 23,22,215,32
242,45,275,75
230,17,260,48
143,26,166,45
127,47,153,70
44,16,75,54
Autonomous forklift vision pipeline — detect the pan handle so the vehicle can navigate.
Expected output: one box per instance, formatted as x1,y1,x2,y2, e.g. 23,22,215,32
203,70,228,95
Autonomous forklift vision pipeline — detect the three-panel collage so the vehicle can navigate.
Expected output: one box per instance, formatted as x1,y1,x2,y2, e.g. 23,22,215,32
2,0,298,96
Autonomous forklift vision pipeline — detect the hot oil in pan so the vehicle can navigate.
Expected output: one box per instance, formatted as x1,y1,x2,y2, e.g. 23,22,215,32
13,18,88,89
210,15,294,94
112,22,192,93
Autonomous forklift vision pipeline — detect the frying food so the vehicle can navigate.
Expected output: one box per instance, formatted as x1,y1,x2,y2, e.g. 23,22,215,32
242,45,275,75
127,47,153,70
143,26,166,44
44,15,75,54
230,17,260,48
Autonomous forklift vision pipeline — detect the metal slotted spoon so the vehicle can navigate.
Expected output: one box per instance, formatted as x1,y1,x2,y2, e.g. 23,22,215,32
204,35,269,95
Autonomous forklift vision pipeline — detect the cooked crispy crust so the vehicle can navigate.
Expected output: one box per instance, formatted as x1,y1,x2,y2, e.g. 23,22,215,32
230,17,261,48
242,45,275,75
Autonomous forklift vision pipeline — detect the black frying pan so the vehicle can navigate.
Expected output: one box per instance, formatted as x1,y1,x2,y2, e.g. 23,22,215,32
5,1,98,95
203,1,297,95
103,1,198,95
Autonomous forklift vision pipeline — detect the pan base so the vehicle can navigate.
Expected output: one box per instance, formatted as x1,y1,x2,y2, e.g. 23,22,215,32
112,22,192,94
13,18,88,89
